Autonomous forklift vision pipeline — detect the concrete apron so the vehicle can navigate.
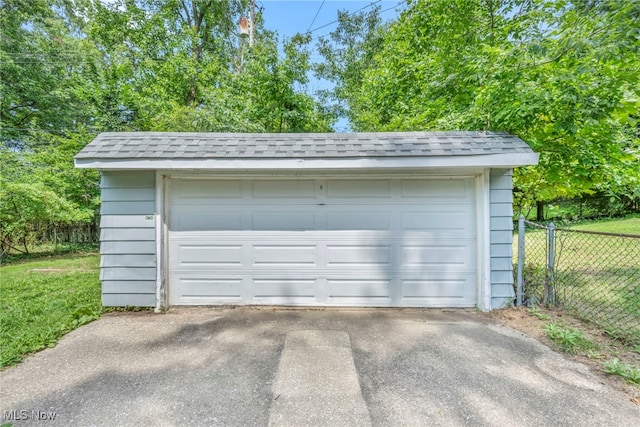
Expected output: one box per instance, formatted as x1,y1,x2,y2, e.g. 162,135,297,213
269,330,371,426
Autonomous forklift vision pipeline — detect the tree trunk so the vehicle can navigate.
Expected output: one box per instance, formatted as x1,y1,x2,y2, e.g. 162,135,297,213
536,201,544,222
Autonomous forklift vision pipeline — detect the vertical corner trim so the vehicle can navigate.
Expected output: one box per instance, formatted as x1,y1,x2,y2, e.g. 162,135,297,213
155,171,165,312
475,170,492,311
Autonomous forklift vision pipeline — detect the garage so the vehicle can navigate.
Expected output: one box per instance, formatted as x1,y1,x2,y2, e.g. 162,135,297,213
168,177,476,306
74,131,538,310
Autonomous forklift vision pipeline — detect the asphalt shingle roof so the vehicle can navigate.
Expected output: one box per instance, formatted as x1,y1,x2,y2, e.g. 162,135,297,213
75,131,534,160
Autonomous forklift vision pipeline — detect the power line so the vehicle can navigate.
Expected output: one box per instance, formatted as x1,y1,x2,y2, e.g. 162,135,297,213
1,127,103,134
307,0,383,34
307,0,326,33
311,1,404,41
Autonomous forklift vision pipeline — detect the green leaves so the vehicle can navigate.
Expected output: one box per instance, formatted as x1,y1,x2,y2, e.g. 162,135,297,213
0,180,93,253
315,5,388,128
544,323,600,354
320,0,640,209
1,0,334,252
602,358,640,385
84,1,332,132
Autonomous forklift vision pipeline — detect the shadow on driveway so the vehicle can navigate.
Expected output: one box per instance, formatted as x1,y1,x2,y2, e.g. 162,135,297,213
1,308,638,426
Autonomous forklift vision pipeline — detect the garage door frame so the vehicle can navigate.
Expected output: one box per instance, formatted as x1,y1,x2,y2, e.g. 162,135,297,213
155,170,492,310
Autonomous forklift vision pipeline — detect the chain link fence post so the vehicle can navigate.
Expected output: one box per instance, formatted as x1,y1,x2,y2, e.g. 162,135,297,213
516,214,525,306
547,222,556,306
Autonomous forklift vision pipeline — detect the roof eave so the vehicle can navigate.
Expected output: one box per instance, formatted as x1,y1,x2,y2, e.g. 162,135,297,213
74,153,539,170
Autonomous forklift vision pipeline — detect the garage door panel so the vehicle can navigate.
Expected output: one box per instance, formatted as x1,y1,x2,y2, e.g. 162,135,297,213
326,212,391,230
327,280,391,298
253,245,316,266
252,211,315,230
176,245,243,267
402,211,472,231
171,210,241,231
172,179,242,199
327,180,391,198
169,177,477,306
401,179,469,198
401,276,475,306
252,279,317,298
326,245,391,266
252,180,316,197
402,245,475,268
176,278,243,298
402,278,472,297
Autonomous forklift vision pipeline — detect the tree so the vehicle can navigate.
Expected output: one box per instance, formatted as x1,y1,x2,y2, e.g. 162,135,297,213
1,0,334,254
228,32,335,132
87,0,333,132
315,5,388,127
0,0,102,147
0,181,93,254
0,0,102,253
319,0,640,214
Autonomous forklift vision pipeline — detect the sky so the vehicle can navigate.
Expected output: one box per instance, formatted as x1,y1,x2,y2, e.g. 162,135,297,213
259,0,404,39
259,1,406,130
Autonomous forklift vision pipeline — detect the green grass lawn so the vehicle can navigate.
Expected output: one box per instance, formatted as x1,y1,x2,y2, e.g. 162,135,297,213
0,253,102,367
571,216,640,235
515,215,640,345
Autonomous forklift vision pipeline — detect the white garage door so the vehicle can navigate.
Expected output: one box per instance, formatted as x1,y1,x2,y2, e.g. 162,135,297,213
168,177,476,307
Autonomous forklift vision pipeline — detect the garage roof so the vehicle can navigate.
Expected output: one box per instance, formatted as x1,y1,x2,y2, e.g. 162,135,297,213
75,131,538,170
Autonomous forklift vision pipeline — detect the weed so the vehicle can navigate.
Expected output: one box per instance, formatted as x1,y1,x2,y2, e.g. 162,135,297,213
544,323,599,354
602,358,640,386
529,307,550,321
586,349,605,359
603,327,638,346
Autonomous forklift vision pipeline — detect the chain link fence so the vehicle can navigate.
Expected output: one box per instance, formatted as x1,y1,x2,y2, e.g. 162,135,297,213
515,217,640,346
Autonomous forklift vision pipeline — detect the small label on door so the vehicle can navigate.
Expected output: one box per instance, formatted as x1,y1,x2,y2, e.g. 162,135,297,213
145,215,154,220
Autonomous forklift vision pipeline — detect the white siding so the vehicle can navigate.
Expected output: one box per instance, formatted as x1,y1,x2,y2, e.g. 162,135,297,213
100,172,156,306
489,169,515,308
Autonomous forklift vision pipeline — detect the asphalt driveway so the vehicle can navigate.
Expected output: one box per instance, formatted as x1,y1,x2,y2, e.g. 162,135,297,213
1,308,638,426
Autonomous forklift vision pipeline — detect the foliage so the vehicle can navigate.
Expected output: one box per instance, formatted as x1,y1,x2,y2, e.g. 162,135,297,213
315,5,388,125
528,307,549,321
538,195,639,223
1,0,334,251
0,0,101,146
543,323,599,354
0,254,102,367
0,129,99,255
0,181,93,255
1,1,105,253
318,0,640,209
86,0,333,132
3,0,638,238
602,358,640,386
